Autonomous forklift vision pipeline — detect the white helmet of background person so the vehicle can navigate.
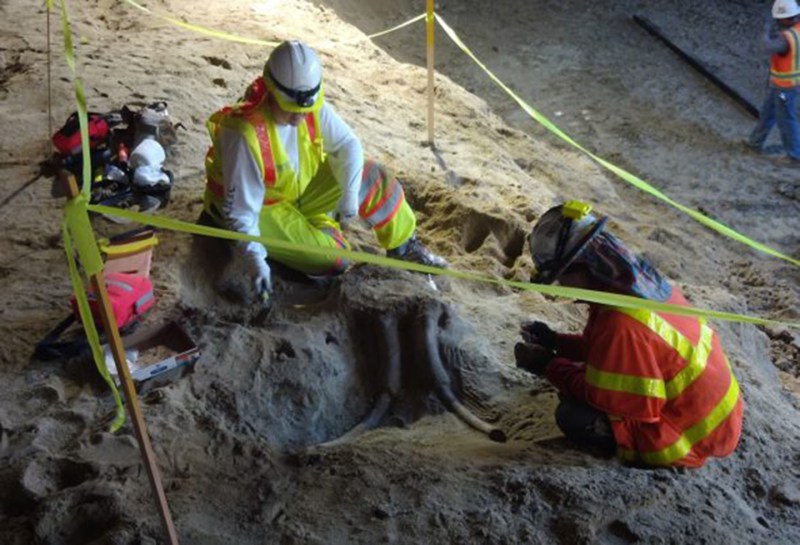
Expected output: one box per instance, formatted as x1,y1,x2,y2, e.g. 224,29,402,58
264,40,324,113
773,0,800,19
528,200,608,284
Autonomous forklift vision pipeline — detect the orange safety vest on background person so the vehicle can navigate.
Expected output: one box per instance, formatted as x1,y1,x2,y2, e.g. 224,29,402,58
582,288,743,468
770,23,800,88
202,77,325,221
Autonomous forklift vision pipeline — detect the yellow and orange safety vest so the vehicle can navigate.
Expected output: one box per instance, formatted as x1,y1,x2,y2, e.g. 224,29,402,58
770,22,800,88
583,289,743,467
203,78,325,220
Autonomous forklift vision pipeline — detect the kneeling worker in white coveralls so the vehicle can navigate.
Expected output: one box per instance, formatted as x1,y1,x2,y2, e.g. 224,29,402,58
201,40,447,304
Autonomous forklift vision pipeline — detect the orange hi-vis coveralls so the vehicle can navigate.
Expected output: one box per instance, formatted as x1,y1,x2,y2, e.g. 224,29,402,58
203,78,416,275
546,288,743,468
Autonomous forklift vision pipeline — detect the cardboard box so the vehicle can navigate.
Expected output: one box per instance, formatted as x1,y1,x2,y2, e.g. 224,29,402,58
104,321,200,393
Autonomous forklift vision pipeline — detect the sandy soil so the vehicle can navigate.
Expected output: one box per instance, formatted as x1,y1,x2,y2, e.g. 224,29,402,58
1,0,799,543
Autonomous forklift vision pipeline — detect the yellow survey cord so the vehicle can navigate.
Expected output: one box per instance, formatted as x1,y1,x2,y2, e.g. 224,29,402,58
434,14,800,268
63,221,126,432
86,203,800,330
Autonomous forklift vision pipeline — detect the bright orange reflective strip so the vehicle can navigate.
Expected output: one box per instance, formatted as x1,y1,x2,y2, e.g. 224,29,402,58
249,117,275,186
305,113,316,141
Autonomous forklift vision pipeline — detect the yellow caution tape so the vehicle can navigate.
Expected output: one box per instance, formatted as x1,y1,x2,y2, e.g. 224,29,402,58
120,0,425,49
434,14,800,268
57,0,126,428
63,220,126,432
54,0,798,444
86,203,800,330
108,3,798,268
65,195,104,275
316,14,427,49
56,0,92,200
120,0,278,46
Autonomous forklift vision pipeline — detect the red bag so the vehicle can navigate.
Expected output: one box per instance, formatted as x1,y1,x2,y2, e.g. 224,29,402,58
52,112,110,155
71,273,155,330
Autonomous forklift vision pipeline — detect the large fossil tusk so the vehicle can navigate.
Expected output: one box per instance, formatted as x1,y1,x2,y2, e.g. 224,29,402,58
319,315,400,446
422,305,506,443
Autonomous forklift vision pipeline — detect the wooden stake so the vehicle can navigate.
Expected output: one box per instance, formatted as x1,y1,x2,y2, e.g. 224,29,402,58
426,0,435,146
61,172,179,545
47,4,53,146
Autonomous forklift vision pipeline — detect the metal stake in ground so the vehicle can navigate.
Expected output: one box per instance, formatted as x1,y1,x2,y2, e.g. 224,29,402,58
60,171,179,545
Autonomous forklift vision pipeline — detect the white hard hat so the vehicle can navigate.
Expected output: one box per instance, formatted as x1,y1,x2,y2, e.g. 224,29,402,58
773,0,800,19
529,201,607,284
264,40,324,113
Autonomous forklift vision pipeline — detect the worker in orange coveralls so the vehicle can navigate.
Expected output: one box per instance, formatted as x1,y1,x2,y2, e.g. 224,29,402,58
515,201,743,468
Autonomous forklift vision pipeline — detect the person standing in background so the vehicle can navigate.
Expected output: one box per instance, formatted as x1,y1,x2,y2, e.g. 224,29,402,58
748,0,800,167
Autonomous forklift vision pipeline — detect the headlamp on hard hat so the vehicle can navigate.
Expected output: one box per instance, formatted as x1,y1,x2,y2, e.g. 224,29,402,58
530,200,607,284
266,70,321,108
264,40,324,113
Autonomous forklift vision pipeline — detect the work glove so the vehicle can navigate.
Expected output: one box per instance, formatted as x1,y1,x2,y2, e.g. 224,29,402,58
520,320,557,351
238,247,272,307
514,342,555,376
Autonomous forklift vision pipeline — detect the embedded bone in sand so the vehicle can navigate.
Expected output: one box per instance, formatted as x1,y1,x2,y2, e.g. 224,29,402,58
418,301,506,443
324,268,506,445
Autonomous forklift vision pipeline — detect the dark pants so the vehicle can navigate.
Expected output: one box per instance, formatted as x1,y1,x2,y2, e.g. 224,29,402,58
554,397,616,456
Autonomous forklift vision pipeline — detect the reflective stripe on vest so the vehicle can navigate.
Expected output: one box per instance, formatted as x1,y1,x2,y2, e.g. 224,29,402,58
105,279,134,292
585,308,714,400
358,160,406,229
770,26,800,88
205,112,317,204
617,359,740,466
596,306,740,466
134,290,154,313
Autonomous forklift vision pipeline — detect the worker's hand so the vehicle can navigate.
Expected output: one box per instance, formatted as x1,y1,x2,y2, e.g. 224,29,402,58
334,210,356,230
514,342,554,376
335,190,359,229
520,320,557,350
240,249,272,305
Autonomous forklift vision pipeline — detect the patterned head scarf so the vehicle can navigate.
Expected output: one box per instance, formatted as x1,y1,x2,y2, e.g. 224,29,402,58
571,230,672,301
